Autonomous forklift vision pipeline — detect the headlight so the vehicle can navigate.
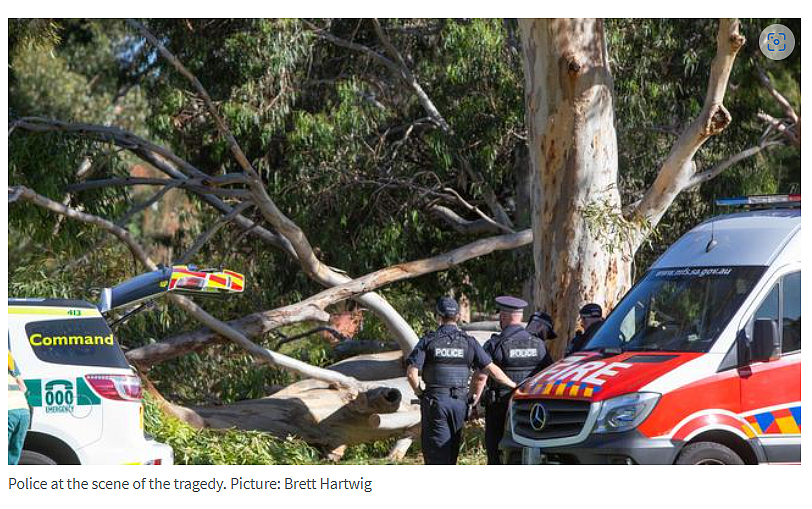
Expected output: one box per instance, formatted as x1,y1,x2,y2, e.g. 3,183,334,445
594,392,660,434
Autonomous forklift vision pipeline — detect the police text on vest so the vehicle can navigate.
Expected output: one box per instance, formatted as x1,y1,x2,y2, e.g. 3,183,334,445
509,348,538,358
434,348,464,358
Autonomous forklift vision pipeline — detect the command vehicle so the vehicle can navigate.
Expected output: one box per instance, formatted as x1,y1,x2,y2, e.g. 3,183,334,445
8,265,244,465
504,195,801,464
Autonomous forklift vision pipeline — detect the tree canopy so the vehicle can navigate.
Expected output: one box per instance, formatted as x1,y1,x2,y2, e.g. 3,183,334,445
8,17,800,413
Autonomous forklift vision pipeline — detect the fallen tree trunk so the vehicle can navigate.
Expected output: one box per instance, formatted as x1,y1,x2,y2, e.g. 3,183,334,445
176,351,422,457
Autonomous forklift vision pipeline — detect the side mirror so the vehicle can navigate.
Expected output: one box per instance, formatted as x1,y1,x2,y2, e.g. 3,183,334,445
752,318,780,363
735,329,751,368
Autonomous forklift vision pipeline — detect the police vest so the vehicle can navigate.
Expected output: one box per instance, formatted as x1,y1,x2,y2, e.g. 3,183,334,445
422,329,474,389
490,328,546,386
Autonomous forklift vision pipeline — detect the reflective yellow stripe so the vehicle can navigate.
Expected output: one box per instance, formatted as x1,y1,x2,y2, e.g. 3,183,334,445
7,306,101,317
775,416,800,434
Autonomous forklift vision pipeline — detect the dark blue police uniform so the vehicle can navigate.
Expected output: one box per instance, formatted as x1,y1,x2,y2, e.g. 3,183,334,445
482,324,551,464
482,296,552,465
566,303,605,355
407,324,492,465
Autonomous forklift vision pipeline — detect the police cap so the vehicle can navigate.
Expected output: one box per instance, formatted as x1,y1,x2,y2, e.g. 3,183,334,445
579,303,603,318
536,312,558,340
435,296,460,318
495,296,528,313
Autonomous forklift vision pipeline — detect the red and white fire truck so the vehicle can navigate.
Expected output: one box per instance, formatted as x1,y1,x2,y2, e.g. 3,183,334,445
505,195,801,464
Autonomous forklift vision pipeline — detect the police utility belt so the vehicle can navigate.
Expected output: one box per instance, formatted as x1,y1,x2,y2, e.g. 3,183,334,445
424,385,467,398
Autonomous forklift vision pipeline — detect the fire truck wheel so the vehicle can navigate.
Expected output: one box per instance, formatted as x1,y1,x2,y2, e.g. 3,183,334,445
18,450,58,465
675,442,745,465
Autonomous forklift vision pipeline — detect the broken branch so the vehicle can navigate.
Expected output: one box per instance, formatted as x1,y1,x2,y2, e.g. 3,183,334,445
631,18,745,232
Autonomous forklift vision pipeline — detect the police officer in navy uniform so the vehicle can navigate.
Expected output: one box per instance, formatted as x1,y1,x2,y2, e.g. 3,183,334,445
471,296,553,465
566,303,605,355
406,297,517,465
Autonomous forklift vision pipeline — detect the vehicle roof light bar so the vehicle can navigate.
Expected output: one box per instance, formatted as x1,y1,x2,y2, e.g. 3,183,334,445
98,265,245,313
715,194,800,208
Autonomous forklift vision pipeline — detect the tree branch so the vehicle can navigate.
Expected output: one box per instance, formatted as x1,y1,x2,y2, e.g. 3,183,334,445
10,116,419,353
758,112,800,148
11,185,157,268
127,19,260,181
127,227,533,366
686,140,783,189
371,19,452,134
67,175,251,198
370,19,513,228
441,187,514,234
303,19,406,82
9,184,362,390
11,117,298,258
56,183,184,275
757,65,799,123
428,204,505,235
133,22,424,353
176,201,254,265
309,19,513,229
631,19,745,230
68,174,249,192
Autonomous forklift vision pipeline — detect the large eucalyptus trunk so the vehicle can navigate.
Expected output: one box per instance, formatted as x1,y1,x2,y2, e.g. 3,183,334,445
519,19,634,358
156,351,422,460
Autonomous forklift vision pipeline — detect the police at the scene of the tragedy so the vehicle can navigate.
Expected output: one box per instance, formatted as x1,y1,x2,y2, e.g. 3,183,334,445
470,296,554,465
566,303,605,355
406,296,517,465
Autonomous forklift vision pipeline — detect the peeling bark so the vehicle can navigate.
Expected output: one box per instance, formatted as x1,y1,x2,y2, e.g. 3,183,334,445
520,19,746,357
520,19,632,357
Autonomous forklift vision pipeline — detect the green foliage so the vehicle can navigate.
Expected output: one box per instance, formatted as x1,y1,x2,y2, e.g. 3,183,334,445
583,189,657,258
143,394,321,465
607,18,800,272
8,18,800,464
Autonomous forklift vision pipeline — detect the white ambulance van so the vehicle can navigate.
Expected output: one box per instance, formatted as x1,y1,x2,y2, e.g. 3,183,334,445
8,265,245,465
505,195,801,464
8,299,173,465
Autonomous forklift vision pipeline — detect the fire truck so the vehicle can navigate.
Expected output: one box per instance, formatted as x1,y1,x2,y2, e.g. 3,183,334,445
505,195,801,464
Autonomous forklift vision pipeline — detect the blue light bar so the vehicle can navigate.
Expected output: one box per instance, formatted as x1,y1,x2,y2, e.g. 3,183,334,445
716,197,750,206
716,194,800,207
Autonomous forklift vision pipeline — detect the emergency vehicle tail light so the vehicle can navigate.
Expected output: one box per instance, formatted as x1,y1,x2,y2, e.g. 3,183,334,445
715,194,800,207
86,374,142,401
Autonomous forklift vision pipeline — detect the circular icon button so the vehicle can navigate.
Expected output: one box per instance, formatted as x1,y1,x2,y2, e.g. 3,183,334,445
760,24,795,60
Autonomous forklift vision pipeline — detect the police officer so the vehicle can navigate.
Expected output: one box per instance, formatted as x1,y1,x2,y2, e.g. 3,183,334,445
406,296,517,465
472,296,552,465
566,303,605,355
526,311,558,357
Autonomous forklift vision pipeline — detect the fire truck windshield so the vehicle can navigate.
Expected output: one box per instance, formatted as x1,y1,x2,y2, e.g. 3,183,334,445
584,266,766,353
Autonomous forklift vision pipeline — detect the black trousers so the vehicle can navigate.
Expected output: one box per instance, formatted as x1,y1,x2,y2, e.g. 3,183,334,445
420,393,467,465
484,398,510,465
